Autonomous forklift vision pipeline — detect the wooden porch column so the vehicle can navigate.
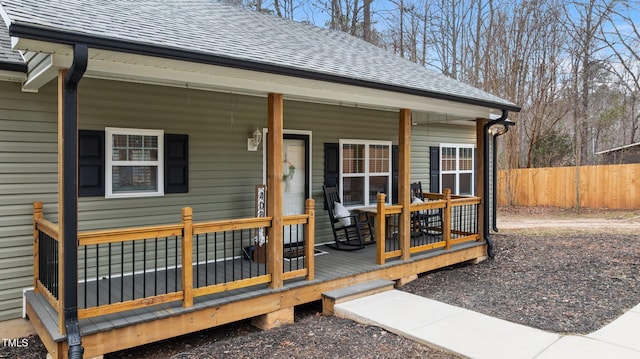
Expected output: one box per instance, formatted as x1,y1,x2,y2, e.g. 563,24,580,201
181,207,193,307
304,198,315,281
476,119,486,241
56,69,67,334
398,109,411,261
267,93,284,289
375,193,387,265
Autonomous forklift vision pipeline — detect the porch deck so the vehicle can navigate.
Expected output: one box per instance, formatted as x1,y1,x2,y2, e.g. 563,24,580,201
26,239,486,358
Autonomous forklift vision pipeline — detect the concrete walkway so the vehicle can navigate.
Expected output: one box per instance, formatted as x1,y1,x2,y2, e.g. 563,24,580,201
334,290,640,358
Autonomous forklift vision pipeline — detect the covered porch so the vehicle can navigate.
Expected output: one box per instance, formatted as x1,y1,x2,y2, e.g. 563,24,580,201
22,52,495,359
24,47,495,359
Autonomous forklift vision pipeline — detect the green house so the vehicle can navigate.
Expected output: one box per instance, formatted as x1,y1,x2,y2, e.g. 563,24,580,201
0,1,519,357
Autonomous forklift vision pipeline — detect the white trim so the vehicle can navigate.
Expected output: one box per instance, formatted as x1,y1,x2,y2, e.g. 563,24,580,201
339,139,392,208
105,127,164,198
22,287,34,318
0,69,27,83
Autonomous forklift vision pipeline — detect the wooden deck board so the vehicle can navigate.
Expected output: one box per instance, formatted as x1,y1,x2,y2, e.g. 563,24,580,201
27,241,486,356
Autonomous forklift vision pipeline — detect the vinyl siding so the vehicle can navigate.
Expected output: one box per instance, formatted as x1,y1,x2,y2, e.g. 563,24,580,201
0,81,57,321
0,77,479,321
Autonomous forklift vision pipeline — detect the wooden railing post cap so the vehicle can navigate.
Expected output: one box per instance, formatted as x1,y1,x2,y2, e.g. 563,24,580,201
444,188,452,197
34,201,43,211
305,198,315,208
181,207,193,219
377,193,386,202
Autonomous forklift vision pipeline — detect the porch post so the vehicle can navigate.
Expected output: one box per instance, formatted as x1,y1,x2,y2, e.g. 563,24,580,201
267,93,284,289
304,198,315,281
476,119,486,242
398,109,411,261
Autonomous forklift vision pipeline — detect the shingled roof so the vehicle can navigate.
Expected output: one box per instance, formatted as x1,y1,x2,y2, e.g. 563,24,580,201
0,0,519,112
0,23,26,72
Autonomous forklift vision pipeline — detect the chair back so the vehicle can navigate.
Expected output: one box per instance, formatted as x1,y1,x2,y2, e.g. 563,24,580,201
323,185,341,220
410,181,423,200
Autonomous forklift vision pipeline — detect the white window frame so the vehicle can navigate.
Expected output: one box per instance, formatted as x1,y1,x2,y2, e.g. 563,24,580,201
339,139,392,208
106,127,164,198
440,143,475,196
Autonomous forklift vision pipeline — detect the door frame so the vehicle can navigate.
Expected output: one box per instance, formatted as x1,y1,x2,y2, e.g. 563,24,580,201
262,129,312,202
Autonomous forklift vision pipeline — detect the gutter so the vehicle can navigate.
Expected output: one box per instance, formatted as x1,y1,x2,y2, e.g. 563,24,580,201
62,43,87,359
0,61,27,73
491,120,514,232
8,23,521,113
482,110,514,258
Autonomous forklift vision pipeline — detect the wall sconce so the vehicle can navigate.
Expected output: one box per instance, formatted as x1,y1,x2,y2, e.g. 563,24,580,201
247,127,262,151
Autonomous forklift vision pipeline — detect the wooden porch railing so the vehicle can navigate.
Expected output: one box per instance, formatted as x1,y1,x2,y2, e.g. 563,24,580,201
374,189,482,265
32,199,315,321
33,202,62,324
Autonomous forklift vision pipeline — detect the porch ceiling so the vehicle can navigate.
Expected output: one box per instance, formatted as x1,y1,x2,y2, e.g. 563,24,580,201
14,38,492,120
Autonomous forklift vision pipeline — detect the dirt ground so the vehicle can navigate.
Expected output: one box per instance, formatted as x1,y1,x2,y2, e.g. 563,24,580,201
2,206,638,358
497,206,640,232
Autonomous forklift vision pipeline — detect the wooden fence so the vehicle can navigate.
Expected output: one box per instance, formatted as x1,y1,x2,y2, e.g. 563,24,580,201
497,163,640,209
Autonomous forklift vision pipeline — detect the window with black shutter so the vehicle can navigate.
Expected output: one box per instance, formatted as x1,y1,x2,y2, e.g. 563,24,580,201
78,130,189,197
324,141,395,207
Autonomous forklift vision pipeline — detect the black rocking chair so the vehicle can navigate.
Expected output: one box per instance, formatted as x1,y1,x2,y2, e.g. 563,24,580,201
411,181,443,235
323,185,371,251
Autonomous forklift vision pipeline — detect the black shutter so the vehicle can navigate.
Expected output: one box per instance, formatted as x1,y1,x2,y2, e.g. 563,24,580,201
78,130,105,197
164,134,189,194
392,145,399,203
324,142,339,187
429,146,440,193
324,142,339,209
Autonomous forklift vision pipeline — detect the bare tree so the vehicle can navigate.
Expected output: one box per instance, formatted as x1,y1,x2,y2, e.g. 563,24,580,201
562,0,621,209
601,1,640,145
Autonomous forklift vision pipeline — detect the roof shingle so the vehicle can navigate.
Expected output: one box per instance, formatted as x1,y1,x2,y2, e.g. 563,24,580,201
0,0,518,110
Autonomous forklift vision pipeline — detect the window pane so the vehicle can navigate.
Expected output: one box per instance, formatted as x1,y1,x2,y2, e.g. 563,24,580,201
460,148,473,171
442,173,455,193
369,145,389,173
343,177,364,206
132,135,144,146
113,134,127,147
459,173,473,195
343,144,364,174
144,135,158,148
112,148,127,161
112,134,158,161
369,176,388,204
112,166,158,193
442,147,456,171
143,136,158,161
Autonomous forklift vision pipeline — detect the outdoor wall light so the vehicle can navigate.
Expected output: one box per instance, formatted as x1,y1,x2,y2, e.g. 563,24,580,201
247,127,262,151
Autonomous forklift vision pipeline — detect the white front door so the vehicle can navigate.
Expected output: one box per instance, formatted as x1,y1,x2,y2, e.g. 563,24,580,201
283,138,306,216
263,131,311,244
